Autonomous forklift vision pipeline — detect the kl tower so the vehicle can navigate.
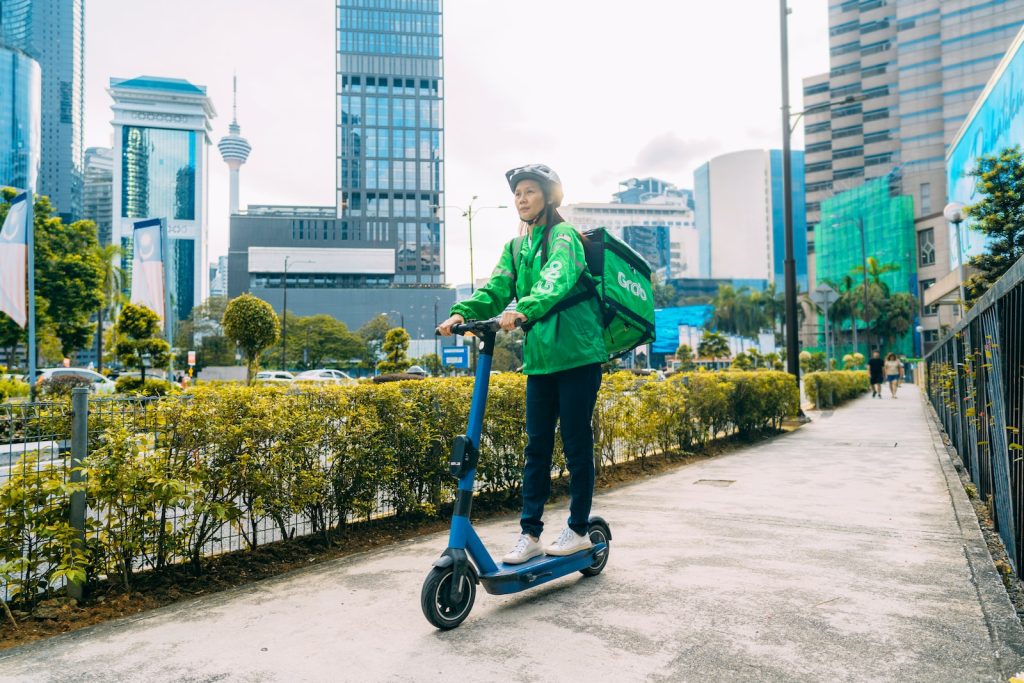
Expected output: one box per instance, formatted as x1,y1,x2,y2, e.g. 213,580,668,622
217,76,252,214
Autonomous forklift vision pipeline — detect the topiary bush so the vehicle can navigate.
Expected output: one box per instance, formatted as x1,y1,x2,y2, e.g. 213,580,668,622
804,370,870,409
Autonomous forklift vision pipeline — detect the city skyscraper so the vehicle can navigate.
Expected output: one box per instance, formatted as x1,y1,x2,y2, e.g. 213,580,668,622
82,146,112,245
0,44,40,193
802,0,1024,342
0,0,39,193
336,0,445,284
28,0,85,221
109,76,216,323
217,76,251,215
694,149,808,289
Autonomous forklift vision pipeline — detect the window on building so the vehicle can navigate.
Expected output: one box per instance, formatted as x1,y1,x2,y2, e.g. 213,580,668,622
920,183,932,214
920,278,937,316
923,329,939,344
918,228,935,266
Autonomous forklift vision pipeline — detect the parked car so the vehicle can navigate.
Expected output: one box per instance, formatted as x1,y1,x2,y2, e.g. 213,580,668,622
254,371,295,384
35,368,116,394
406,365,429,378
293,369,356,385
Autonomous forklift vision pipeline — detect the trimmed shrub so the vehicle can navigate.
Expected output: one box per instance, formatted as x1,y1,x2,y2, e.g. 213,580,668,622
804,370,870,408
114,376,177,396
1,369,805,599
38,374,92,398
0,377,30,402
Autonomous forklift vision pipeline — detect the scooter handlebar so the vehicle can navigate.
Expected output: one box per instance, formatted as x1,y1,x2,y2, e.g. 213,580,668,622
435,317,521,337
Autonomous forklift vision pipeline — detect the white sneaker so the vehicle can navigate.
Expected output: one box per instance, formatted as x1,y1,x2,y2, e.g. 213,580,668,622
544,527,593,556
502,534,543,564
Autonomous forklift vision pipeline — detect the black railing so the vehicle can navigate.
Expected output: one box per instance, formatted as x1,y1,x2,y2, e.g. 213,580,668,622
925,257,1024,572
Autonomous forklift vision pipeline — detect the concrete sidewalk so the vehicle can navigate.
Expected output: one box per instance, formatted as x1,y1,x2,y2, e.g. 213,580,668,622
1,386,1022,682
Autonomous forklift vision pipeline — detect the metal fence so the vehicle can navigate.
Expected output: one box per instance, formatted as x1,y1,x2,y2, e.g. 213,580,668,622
925,257,1024,572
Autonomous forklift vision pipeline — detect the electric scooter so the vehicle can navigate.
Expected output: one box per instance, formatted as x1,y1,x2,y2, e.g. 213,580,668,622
421,317,611,630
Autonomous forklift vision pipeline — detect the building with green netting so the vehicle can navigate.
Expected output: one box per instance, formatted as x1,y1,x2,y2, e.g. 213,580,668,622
814,173,917,358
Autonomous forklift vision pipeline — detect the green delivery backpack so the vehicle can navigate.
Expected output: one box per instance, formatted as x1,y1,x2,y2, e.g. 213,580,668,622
517,226,656,360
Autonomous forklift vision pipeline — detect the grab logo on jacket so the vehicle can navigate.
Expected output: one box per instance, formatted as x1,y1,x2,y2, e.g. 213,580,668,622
537,260,563,294
617,271,648,301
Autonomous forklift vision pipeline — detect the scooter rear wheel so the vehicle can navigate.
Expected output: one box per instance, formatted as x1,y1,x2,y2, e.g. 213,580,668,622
421,566,476,629
580,522,610,577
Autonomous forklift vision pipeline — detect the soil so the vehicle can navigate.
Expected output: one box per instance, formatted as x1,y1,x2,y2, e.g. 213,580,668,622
0,426,798,651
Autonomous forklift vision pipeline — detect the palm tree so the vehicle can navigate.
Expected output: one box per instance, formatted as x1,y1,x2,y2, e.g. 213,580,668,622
697,330,731,360
95,244,123,373
850,257,900,350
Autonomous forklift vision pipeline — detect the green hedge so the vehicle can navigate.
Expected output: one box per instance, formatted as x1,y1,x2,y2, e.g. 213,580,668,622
0,377,30,402
0,370,798,603
803,370,870,408
114,376,178,396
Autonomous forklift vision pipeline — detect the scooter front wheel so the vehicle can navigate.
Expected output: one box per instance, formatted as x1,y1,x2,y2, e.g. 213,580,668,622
420,566,476,629
580,521,610,577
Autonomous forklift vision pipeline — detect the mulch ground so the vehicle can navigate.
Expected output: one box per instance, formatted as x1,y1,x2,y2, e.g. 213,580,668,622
0,427,798,651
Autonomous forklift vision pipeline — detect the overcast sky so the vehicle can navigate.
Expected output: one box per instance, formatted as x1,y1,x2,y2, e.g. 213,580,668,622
83,0,829,285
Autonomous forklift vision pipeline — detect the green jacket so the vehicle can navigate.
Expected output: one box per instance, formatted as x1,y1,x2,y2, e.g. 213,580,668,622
451,222,607,375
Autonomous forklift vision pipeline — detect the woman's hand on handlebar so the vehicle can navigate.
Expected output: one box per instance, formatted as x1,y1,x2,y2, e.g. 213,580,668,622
499,311,527,332
437,314,465,336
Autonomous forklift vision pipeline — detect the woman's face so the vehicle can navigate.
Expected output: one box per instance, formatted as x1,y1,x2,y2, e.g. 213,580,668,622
514,179,546,223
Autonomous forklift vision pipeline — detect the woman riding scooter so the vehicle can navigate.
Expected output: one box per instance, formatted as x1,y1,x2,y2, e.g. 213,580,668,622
437,164,607,563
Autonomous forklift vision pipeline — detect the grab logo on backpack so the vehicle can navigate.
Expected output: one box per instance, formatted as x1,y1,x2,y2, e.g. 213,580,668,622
617,271,648,302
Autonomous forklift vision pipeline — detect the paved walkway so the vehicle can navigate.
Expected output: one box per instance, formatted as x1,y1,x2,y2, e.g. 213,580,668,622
1,386,1023,682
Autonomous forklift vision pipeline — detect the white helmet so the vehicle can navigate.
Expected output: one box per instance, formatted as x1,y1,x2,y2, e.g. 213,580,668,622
505,164,564,207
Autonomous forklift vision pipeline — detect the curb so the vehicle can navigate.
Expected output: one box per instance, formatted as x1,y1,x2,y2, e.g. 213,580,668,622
921,392,1024,679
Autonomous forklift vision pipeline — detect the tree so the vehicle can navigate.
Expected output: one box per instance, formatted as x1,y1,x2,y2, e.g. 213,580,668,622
711,285,767,338
872,292,916,350
0,191,106,357
114,303,171,382
675,343,696,371
963,146,1024,302
289,314,364,369
174,296,232,371
222,294,280,384
357,314,392,366
651,274,677,308
697,330,730,360
376,327,411,374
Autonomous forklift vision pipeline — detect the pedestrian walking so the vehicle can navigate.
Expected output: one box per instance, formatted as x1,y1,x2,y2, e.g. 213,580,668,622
884,352,903,398
438,164,607,564
868,350,884,398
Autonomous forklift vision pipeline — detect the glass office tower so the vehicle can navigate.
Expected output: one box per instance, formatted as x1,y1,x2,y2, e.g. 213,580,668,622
110,76,214,323
0,45,40,192
336,0,445,284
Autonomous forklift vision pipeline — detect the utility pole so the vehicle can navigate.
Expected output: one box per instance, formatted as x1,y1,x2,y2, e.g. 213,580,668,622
778,0,800,387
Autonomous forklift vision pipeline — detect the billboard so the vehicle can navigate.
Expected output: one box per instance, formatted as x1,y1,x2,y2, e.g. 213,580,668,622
947,27,1024,269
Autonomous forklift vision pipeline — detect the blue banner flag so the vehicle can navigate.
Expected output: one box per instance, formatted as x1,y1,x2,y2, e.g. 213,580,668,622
0,192,30,327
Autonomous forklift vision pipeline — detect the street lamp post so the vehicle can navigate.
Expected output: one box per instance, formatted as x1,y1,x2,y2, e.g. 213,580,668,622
433,198,508,292
281,255,313,371
943,202,968,318
778,0,800,386
382,309,405,330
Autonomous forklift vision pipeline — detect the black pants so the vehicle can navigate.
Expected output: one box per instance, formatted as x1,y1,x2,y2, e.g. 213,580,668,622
520,362,603,537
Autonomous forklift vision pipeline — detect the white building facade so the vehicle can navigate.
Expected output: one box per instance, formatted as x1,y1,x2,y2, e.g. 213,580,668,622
561,178,697,279
109,76,215,322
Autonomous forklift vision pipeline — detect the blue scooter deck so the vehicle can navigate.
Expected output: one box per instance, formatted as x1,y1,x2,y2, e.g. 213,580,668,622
477,543,608,595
